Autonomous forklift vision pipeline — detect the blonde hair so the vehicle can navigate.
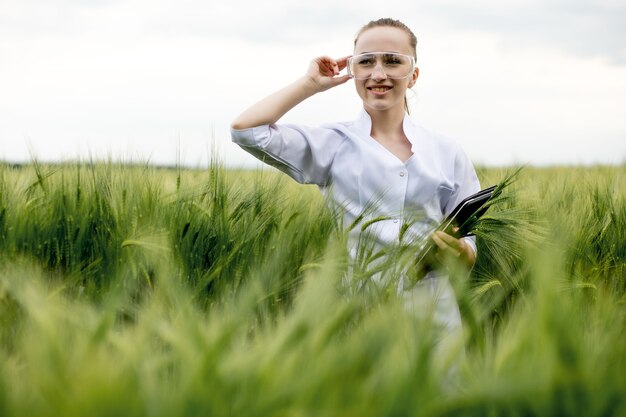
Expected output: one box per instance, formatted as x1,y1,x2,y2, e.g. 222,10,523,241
354,18,418,113
354,17,417,58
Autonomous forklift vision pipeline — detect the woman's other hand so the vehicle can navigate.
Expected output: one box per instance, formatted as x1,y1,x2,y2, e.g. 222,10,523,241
431,229,476,269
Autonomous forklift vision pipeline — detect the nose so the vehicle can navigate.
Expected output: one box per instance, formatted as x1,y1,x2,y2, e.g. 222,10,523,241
370,64,387,80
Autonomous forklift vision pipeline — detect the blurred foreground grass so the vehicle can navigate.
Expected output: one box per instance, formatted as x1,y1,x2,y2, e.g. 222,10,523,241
0,161,625,416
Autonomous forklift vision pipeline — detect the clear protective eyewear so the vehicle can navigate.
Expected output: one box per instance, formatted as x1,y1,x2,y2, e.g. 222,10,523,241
347,52,416,80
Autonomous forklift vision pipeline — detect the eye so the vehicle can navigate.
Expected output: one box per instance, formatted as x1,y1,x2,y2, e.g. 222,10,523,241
354,55,375,66
383,54,403,65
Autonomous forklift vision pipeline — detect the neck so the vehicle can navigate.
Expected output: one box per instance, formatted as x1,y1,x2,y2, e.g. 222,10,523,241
366,107,406,137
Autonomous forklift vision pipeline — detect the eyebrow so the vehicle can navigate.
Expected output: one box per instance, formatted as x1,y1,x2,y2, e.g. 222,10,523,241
355,50,403,54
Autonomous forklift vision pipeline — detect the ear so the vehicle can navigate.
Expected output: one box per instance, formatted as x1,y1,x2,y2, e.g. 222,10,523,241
408,66,419,88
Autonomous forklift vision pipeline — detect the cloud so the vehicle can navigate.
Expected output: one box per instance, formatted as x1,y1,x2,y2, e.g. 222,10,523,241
3,0,624,64
423,0,626,65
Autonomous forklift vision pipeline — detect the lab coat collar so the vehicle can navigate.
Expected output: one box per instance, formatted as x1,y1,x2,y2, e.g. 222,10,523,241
354,108,420,149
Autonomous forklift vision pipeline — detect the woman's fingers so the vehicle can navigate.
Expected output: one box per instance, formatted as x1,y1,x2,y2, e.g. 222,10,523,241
308,56,352,91
335,55,351,71
432,231,463,257
314,56,338,76
431,231,476,268
313,56,351,76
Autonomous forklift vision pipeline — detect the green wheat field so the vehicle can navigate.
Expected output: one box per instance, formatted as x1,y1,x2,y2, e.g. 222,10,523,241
0,160,624,416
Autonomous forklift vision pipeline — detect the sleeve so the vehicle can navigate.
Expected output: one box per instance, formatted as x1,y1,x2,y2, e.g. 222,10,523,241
445,146,481,256
231,123,344,186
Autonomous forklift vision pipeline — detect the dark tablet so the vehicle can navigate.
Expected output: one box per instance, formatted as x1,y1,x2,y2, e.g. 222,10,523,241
412,185,498,282
440,185,497,237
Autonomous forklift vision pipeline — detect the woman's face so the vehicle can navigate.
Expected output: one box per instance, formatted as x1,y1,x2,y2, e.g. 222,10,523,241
353,26,419,115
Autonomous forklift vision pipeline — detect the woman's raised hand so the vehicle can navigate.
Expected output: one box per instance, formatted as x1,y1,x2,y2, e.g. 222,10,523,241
305,56,352,92
231,55,352,130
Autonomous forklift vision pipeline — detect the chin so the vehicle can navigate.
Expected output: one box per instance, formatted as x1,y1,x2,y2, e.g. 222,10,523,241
364,100,403,113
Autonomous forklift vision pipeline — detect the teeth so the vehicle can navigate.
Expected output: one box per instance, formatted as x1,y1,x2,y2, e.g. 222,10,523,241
370,87,390,92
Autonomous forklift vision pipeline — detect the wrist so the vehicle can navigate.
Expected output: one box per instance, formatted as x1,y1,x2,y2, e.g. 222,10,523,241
461,239,476,267
298,75,323,96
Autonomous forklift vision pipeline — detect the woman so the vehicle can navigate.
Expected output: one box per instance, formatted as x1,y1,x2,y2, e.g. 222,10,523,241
231,18,481,337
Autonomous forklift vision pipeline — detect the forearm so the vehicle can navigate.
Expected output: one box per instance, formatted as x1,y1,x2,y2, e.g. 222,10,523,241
231,76,319,130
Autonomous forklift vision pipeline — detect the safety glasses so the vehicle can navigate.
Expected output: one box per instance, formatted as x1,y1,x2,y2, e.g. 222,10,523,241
347,52,416,80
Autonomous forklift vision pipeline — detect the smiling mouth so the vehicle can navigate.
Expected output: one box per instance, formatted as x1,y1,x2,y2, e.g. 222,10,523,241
368,86,392,92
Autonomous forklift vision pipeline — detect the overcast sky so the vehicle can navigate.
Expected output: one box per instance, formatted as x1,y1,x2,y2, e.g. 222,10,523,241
1,0,625,168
